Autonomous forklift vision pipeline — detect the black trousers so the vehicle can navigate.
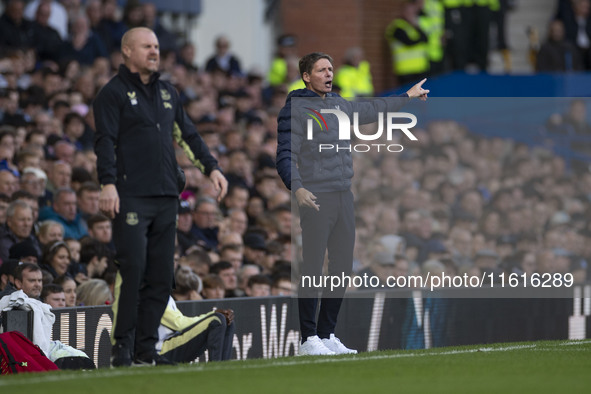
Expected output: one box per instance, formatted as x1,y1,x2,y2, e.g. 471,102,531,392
444,6,470,71
160,312,235,362
298,190,355,340
111,196,178,357
468,5,492,70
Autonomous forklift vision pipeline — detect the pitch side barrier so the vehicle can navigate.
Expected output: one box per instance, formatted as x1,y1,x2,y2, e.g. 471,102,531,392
2,285,589,368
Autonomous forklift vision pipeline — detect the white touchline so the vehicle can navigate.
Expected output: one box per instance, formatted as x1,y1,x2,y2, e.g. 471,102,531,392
1,340,590,387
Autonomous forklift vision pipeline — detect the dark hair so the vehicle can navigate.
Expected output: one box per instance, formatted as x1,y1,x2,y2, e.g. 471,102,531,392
271,204,290,215
202,273,224,290
71,167,93,184
298,52,333,80
14,262,41,281
10,189,36,202
0,193,10,204
52,100,70,112
79,237,110,264
41,283,63,302
0,129,16,144
76,181,101,197
25,129,45,143
63,111,84,127
54,274,75,287
271,259,291,278
227,183,249,197
9,239,39,260
247,274,272,288
210,261,233,275
42,240,71,267
86,213,110,230
272,272,292,287
15,148,38,165
220,243,243,254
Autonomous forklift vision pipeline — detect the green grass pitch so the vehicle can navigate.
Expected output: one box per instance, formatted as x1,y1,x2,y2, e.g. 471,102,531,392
1,340,590,394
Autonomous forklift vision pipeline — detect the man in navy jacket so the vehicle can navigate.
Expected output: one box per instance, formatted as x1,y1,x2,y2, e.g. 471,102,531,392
276,52,428,355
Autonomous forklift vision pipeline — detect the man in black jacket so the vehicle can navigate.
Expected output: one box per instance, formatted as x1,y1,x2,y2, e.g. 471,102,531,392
0,0,34,52
93,27,227,367
276,52,428,355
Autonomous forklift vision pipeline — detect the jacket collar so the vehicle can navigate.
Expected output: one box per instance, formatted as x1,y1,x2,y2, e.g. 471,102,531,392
118,64,160,87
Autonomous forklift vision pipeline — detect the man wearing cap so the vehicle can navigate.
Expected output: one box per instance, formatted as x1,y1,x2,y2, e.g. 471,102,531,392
177,200,198,255
268,34,298,87
9,239,40,263
242,232,267,269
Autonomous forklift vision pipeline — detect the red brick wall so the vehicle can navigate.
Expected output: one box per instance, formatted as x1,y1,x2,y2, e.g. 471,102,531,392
279,0,405,93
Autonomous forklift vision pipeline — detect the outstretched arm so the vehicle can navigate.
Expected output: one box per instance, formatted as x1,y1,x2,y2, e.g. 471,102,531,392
406,78,429,101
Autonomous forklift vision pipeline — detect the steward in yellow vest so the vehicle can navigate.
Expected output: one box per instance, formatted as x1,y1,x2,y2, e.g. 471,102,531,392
386,1,430,86
334,47,375,97
419,0,445,75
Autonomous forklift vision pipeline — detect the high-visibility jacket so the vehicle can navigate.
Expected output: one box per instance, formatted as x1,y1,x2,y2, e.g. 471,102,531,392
472,0,499,9
442,0,468,8
268,57,287,86
443,0,496,8
386,18,429,75
419,0,445,63
287,78,306,93
333,61,374,98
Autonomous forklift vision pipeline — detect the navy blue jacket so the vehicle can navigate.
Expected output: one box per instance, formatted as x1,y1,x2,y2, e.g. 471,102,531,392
276,89,408,193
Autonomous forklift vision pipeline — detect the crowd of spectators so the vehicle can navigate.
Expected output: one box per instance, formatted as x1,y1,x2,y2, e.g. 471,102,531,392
0,0,589,311
346,120,590,290
0,0,297,308
535,0,591,72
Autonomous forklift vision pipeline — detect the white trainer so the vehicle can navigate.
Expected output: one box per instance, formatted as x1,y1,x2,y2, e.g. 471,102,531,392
298,335,336,356
321,334,358,354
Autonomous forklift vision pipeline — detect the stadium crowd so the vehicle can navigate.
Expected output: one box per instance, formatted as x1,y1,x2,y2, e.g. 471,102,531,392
0,0,589,313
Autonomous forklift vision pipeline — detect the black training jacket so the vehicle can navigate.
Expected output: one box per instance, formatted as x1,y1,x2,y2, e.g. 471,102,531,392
93,64,218,197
